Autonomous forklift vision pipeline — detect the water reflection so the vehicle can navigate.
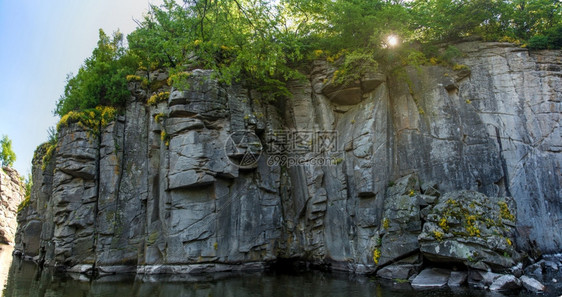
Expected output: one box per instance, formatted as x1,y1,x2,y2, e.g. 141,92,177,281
1,258,557,297
0,245,14,293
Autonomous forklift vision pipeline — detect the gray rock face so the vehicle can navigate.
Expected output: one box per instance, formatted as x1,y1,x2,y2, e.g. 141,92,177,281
14,42,562,274
0,167,24,244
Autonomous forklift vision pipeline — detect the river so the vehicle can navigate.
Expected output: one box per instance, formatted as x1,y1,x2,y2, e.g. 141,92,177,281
1,245,559,297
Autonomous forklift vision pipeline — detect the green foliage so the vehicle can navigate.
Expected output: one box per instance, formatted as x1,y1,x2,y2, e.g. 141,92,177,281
23,173,32,200
410,0,561,47
331,49,378,85
41,128,58,171
16,173,32,213
42,142,56,171
527,24,562,49
410,0,506,42
128,0,311,100
546,24,562,48
0,135,16,167
508,0,562,41
440,46,463,64
527,35,550,49
55,30,138,117
17,195,30,213
52,0,561,121
167,71,191,91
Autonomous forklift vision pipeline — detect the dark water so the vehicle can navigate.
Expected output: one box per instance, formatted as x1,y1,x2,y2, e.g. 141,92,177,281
1,247,560,297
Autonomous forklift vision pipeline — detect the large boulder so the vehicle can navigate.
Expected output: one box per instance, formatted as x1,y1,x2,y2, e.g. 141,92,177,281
520,275,545,293
418,191,519,271
489,274,521,291
411,268,450,289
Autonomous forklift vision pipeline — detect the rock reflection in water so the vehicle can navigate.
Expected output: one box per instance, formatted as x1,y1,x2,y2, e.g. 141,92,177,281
4,259,558,297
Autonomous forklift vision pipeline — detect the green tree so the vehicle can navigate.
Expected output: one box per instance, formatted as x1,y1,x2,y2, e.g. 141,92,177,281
409,0,506,42
0,135,16,168
129,0,314,99
509,0,562,41
55,29,138,116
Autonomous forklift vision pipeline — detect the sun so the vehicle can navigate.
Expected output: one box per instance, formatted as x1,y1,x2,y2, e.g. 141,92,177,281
386,35,399,47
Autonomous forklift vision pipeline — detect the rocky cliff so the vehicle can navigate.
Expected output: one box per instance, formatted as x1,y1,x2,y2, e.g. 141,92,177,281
0,167,24,244
14,41,561,275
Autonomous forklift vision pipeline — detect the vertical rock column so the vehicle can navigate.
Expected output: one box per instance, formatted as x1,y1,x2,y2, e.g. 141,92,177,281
50,124,99,269
14,143,55,263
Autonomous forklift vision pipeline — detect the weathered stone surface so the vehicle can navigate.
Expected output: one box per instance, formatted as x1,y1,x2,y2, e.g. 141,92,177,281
0,167,24,244
411,268,450,289
418,191,519,271
168,70,228,119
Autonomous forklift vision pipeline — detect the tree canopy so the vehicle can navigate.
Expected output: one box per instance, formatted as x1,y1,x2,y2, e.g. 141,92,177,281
54,0,562,117
0,135,16,168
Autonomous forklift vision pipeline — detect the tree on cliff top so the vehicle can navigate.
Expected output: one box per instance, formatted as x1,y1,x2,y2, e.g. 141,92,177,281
0,135,16,168
54,29,138,117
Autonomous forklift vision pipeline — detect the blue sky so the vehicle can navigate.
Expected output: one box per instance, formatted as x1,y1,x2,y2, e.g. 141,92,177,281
0,0,163,175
